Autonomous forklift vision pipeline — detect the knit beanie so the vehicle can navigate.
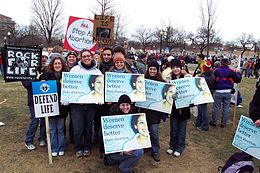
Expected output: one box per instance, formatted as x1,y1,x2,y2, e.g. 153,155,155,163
148,61,159,71
202,60,211,72
66,52,77,59
171,59,182,68
113,52,125,63
118,94,131,105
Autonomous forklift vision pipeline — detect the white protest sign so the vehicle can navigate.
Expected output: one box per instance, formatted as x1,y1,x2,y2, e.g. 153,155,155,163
64,16,94,52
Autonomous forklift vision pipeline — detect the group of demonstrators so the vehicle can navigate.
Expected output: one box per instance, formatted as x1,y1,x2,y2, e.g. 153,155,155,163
18,44,260,173
240,56,260,79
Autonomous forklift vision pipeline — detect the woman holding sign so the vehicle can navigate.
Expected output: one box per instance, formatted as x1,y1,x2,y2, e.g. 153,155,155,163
39,56,69,157
166,59,191,157
139,61,165,162
109,52,132,73
70,49,102,157
103,94,144,173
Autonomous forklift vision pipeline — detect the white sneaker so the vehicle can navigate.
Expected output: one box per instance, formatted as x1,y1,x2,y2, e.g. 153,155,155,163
237,105,243,108
52,152,58,157
59,151,64,156
39,140,46,147
173,151,181,157
166,148,174,155
25,144,36,150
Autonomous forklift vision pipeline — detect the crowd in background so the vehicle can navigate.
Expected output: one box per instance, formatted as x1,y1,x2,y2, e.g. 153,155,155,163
2,44,259,173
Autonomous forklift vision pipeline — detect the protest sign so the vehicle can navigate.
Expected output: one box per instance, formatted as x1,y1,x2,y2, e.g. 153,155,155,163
61,72,104,104
32,80,59,118
232,115,260,160
101,113,151,154
105,72,145,102
136,79,176,113
3,45,41,82
171,77,214,109
63,16,96,52
93,15,115,45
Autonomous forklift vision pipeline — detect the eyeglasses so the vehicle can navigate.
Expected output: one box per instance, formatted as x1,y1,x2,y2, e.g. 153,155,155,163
82,55,92,58
103,54,111,56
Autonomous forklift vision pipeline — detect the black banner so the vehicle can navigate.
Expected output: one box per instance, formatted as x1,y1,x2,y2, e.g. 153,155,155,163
3,45,42,82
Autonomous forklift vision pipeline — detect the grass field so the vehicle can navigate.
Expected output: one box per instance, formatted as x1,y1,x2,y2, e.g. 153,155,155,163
0,71,259,173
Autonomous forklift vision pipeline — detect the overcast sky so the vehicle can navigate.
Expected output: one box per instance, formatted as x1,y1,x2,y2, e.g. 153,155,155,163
0,0,260,41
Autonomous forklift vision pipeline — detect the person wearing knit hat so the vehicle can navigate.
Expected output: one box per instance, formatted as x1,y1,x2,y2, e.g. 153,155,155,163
103,94,144,172
171,59,182,69
109,52,132,73
194,62,215,131
66,51,78,71
202,60,212,72
141,60,164,161
118,94,132,106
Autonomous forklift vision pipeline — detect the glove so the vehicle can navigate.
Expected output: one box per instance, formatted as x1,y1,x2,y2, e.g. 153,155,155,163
189,103,195,107
172,93,178,101
61,102,69,106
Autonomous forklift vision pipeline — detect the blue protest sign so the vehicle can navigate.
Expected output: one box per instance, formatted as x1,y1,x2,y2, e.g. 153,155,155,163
105,72,145,102
232,115,260,160
136,79,176,113
32,80,59,118
101,113,151,154
61,72,104,104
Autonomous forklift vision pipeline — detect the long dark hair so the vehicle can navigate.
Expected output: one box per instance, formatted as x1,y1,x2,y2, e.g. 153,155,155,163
46,56,68,73
145,68,164,82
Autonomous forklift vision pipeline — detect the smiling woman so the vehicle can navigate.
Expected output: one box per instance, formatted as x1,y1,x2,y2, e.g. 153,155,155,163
69,48,102,157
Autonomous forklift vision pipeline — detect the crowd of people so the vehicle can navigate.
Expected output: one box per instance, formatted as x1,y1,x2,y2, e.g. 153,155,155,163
18,45,260,173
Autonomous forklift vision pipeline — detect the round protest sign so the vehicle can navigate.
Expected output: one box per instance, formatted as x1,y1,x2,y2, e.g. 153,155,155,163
64,16,94,52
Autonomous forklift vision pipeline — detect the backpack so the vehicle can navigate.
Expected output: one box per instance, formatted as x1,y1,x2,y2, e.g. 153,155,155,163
218,152,254,173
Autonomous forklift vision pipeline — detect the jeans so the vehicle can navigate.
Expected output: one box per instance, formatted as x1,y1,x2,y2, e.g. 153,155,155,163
169,117,187,154
70,104,97,152
25,105,46,145
212,91,231,125
148,124,160,155
49,117,65,152
196,103,209,130
255,68,259,78
107,149,144,173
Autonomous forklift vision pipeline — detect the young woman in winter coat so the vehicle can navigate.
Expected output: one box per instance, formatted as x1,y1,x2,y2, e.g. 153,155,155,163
39,56,69,157
70,49,102,157
139,61,164,162
167,59,191,157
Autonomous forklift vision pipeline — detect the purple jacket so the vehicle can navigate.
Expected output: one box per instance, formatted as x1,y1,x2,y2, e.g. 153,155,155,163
214,65,242,90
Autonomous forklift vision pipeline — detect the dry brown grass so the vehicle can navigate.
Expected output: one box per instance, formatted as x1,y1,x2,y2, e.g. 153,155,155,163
0,73,259,173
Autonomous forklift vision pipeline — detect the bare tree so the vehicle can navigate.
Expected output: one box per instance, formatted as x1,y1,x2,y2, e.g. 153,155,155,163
199,0,218,57
92,0,115,16
132,26,154,52
113,11,129,46
236,33,255,58
31,0,64,46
